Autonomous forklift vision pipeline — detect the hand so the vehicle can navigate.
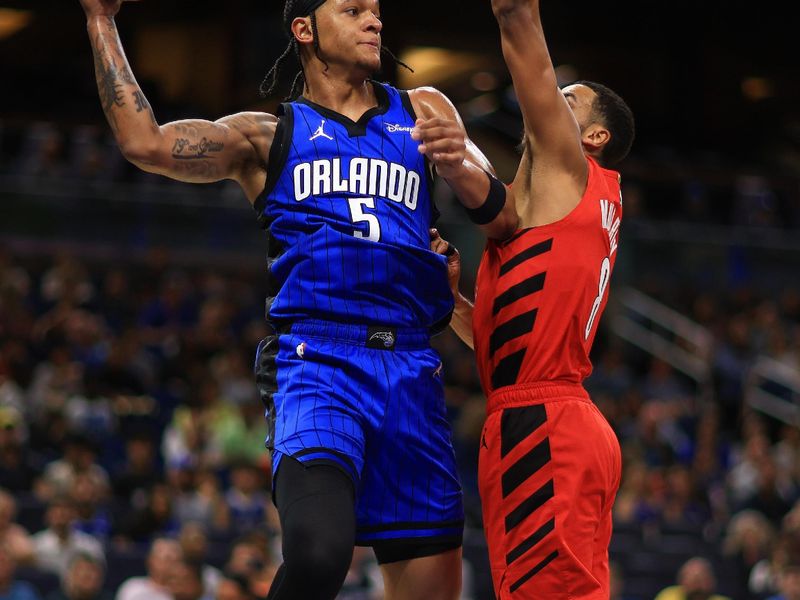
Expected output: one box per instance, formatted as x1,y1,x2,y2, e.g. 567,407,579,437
429,228,461,298
79,0,138,19
412,118,467,180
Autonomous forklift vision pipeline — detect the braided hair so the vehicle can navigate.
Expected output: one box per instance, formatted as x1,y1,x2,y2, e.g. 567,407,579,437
260,0,413,100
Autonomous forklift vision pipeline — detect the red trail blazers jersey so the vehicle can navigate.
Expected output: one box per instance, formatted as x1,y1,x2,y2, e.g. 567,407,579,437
473,157,622,402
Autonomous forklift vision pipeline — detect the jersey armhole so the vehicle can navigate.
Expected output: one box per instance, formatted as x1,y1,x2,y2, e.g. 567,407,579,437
253,103,294,227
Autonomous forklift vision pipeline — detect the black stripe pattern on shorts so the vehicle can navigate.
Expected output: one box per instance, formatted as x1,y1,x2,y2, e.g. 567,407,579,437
500,404,556,590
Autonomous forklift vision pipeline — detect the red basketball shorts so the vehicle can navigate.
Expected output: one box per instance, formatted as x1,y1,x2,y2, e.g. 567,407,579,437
478,383,622,599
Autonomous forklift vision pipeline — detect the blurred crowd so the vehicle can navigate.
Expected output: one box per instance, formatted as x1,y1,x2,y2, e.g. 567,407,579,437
1,119,800,600
3,120,800,229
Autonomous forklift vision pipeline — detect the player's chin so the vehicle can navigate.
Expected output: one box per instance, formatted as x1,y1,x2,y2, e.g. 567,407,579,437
356,47,381,71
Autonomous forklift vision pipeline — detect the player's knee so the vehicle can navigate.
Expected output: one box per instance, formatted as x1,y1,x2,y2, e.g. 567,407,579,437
282,525,352,588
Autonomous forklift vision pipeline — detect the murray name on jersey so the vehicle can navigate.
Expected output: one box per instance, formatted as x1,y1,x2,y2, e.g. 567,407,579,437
292,157,422,211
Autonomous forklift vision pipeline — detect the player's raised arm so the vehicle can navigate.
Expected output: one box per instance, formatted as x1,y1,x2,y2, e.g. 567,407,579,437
81,0,274,202
410,87,518,240
491,0,587,190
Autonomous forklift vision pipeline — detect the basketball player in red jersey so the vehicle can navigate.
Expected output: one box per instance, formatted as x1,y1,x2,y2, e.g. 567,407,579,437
431,0,635,597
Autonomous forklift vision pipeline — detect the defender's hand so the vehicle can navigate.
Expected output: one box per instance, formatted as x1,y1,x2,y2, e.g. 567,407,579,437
430,228,461,298
79,0,138,19
412,118,467,180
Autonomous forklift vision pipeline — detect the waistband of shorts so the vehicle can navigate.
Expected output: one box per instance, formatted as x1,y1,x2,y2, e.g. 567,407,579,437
487,382,590,414
278,319,431,350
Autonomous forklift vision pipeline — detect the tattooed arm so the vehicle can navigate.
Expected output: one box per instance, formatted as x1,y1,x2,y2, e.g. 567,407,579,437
81,0,274,202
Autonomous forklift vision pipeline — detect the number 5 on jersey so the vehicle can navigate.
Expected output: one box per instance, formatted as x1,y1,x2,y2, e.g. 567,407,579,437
348,197,381,242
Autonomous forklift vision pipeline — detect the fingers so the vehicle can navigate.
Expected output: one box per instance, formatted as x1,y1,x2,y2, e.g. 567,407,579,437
429,228,459,259
412,119,465,156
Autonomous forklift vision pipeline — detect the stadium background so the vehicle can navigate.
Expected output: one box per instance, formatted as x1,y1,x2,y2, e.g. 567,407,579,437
1,0,798,598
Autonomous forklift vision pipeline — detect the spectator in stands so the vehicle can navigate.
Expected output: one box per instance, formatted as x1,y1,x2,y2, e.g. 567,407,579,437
750,532,800,598
722,510,775,594
177,523,221,599
137,270,198,357
0,491,34,566
214,572,253,600
654,557,732,600
27,348,84,443
662,464,711,528
0,542,41,600
46,553,111,600
15,123,67,182
116,483,179,544
165,459,227,531
768,563,800,600
37,433,109,503
224,533,277,599
609,561,638,600
110,432,161,511
32,496,103,577
115,538,180,600
69,474,111,543
167,560,211,600
0,408,41,494
223,461,268,536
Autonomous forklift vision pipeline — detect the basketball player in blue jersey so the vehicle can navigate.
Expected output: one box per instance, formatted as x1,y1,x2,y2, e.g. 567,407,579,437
78,0,517,597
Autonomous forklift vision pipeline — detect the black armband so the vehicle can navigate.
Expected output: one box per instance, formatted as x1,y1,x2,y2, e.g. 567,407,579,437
464,171,507,225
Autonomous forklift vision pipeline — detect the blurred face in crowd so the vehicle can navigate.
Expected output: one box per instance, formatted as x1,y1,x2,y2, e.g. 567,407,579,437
147,539,182,586
678,558,715,600
227,542,266,576
126,437,155,471
779,567,800,600
47,499,76,535
179,523,208,562
168,561,204,600
64,557,104,600
231,465,261,495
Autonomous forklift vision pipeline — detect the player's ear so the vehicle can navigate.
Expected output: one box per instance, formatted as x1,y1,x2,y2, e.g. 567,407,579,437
582,124,610,154
291,16,314,45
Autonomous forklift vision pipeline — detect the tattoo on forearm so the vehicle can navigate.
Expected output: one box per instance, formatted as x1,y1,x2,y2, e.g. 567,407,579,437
171,137,225,159
119,65,135,85
93,37,126,132
132,91,149,113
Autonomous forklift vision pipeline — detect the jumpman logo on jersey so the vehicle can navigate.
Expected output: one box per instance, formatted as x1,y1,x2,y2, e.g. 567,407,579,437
309,120,334,142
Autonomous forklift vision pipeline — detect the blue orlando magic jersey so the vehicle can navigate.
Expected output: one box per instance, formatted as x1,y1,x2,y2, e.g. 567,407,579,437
254,82,453,330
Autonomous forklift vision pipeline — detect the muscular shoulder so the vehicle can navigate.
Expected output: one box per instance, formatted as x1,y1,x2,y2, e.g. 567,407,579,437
407,87,459,121
216,112,278,151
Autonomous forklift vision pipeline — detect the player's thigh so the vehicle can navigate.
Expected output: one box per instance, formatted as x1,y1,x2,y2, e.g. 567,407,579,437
355,346,463,543
379,547,462,600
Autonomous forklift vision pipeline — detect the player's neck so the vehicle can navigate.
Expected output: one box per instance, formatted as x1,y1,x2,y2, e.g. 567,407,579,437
302,69,377,122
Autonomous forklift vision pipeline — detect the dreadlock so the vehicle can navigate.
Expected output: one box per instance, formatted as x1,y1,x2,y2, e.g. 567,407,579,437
260,0,413,101
259,0,316,99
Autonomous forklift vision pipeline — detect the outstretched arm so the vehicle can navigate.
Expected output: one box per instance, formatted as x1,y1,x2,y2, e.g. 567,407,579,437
81,0,273,202
491,0,587,221
410,87,518,240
